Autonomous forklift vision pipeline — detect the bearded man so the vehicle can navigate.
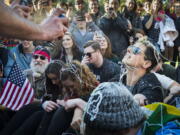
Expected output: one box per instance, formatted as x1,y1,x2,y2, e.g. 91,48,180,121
24,46,51,100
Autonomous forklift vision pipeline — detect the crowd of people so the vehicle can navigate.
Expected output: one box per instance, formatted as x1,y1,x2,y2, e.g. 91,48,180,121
0,0,180,135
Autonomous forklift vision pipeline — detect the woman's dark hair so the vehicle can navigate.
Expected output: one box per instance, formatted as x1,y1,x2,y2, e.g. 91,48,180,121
60,32,82,61
126,0,137,11
45,60,66,95
103,35,117,59
137,37,159,72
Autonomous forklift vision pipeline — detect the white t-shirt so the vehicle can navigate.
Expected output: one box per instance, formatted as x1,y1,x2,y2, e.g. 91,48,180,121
153,72,174,90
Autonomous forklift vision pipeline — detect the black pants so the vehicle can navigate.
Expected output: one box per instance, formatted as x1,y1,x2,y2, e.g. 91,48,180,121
13,111,44,135
0,109,15,131
0,102,42,135
36,106,74,135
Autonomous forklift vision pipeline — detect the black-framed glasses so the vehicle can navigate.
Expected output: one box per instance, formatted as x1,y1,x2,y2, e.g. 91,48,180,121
84,51,96,57
33,55,46,60
128,46,142,55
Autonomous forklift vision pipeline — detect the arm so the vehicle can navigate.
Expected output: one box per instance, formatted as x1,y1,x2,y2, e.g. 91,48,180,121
113,15,129,31
71,107,83,130
144,15,154,30
0,1,68,41
98,17,112,34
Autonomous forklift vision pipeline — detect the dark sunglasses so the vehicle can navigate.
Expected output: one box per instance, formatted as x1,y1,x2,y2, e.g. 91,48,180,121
33,55,46,60
128,46,141,55
84,51,96,57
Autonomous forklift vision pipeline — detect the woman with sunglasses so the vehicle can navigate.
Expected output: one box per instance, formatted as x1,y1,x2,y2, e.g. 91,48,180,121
111,37,163,106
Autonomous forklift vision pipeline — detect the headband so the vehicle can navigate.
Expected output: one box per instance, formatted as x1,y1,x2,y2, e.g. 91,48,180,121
33,50,50,62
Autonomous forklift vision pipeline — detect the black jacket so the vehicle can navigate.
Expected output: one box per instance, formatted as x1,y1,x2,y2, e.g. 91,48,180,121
110,73,164,104
88,59,120,83
98,13,129,60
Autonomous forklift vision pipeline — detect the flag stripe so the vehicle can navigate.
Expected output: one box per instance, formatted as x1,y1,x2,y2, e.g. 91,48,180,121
0,82,12,105
3,84,15,106
8,86,21,109
12,79,29,110
0,62,34,110
0,81,8,98
7,85,19,108
23,88,33,106
16,81,31,110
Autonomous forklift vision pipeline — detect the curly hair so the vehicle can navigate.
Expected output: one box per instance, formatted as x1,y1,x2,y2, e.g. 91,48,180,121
60,60,98,97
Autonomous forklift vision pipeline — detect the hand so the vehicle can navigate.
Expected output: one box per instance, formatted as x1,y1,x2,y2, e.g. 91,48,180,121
127,19,132,30
134,94,148,106
71,108,83,130
42,100,59,112
57,99,80,110
111,10,117,19
85,13,93,23
11,0,31,18
40,12,68,40
81,56,90,65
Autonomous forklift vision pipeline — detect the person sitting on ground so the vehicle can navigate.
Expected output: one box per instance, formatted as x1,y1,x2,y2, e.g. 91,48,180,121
3,60,98,135
34,60,98,135
0,60,66,135
111,37,164,105
93,31,120,64
53,32,83,64
59,82,146,135
81,41,120,83
24,46,51,100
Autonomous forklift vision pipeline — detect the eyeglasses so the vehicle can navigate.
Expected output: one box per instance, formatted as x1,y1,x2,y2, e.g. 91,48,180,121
33,55,46,60
84,51,96,57
128,46,142,55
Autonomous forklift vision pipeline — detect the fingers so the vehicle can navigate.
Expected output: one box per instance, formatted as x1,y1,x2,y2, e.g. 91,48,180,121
56,99,65,106
11,0,21,6
58,17,69,27
51,8,66,17
43,101,59,112
18,5,31,12
71,118,82,130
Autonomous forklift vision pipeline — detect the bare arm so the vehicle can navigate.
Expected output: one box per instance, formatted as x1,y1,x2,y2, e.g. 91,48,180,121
0,1,68,41
145,15,154,30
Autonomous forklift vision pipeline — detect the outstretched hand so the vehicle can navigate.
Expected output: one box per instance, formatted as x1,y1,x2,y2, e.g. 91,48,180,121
40,8,68,40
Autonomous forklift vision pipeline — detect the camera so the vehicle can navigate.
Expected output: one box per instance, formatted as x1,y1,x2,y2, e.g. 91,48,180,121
108,7,114,11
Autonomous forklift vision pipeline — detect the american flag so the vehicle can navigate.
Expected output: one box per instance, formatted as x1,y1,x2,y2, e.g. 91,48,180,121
0,62,34,111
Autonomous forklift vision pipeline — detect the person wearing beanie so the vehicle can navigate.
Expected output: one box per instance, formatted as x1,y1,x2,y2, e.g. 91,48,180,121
58,82,146,135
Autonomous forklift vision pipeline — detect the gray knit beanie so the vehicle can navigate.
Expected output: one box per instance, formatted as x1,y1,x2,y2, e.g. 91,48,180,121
83,82,145,131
